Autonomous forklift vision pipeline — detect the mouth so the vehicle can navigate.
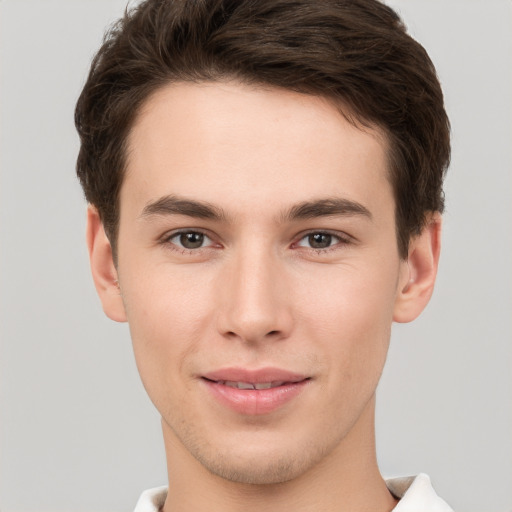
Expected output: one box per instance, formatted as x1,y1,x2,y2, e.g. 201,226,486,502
201,368,311,415
209,380,293,390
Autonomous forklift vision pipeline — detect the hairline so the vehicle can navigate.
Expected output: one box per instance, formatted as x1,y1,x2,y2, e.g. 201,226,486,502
105,78,408,263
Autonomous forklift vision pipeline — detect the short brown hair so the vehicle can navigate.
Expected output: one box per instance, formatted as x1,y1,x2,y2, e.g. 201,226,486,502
75,0,450,259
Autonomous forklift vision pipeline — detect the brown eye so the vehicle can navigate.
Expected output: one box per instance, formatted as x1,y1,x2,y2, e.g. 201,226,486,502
179,232,204,249
296,231,349,252
168,231,211,250
308,233,333,249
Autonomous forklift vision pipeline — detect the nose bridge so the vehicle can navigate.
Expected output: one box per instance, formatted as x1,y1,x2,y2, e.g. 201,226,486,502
217,240,291,343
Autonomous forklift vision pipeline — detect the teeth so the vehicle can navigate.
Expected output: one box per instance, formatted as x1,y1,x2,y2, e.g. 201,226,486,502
222,381,285,390
254,382,272,390
235,381,255,390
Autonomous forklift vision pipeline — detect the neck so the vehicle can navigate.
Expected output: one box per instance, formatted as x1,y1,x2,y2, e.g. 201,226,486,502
162,395,397,512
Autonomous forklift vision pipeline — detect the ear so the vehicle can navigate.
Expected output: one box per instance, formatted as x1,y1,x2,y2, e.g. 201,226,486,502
86,206,127,322
393,213,442,323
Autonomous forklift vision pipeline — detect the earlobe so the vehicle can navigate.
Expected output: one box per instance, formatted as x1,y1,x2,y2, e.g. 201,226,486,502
86,206,127,322
393,213,442,323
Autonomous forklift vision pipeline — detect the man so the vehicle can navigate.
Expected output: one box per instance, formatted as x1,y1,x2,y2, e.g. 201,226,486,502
75,0,452,510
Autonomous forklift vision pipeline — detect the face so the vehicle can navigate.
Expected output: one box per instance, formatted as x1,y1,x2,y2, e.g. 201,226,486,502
103,82,416,484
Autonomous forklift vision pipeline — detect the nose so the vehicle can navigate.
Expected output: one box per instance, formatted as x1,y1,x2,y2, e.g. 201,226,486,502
216,245,293,344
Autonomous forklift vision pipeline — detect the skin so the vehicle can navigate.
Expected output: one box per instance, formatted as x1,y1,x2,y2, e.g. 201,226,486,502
87,81,441,512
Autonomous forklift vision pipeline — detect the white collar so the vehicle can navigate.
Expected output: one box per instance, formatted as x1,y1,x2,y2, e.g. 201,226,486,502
133,485,167,512
386,473,453,511
133,474,453,511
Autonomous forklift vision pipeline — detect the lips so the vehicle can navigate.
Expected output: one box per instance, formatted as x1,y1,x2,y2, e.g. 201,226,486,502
201,367,310,415
219,381,287,390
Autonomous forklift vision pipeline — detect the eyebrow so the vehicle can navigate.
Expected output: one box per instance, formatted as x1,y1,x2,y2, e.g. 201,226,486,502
283,197,372,222
139,194,372,223
139,195,227,221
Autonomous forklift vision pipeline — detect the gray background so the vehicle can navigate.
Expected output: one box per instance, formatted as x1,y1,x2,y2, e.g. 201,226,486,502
1,0,511,510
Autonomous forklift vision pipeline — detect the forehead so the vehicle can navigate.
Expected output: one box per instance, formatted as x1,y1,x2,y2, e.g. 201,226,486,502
122,81,393,219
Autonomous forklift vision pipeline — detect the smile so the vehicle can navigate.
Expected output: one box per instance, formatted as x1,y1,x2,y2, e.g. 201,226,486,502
201,368,310,415
216,380,288,390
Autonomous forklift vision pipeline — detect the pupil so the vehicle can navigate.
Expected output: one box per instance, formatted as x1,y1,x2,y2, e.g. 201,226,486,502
309,233,331,249
180,232,204,249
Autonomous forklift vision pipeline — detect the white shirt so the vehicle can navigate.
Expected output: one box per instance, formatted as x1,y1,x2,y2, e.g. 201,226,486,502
386,474,453,511
133,473,453,511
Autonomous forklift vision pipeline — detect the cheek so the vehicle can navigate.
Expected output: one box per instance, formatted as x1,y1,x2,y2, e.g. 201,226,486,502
295,261,398,381
119,264,214,403
122,256,215,332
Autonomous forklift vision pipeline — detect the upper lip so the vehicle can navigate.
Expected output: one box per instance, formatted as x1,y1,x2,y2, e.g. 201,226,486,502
202,367,309,384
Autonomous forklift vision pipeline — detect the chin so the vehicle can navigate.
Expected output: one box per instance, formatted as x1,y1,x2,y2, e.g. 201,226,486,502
200,452,306,485
190,435,334,486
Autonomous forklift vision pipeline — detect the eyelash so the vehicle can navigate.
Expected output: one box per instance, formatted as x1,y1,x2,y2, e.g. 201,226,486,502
159,229,353,255
293,230,352,253
160,229,216,255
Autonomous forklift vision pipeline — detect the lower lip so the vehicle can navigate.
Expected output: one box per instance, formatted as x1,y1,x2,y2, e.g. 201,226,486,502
202,379,309,415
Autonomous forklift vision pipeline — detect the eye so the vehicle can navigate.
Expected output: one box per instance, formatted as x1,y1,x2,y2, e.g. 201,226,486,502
296,231,348,250
167,231,213,250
